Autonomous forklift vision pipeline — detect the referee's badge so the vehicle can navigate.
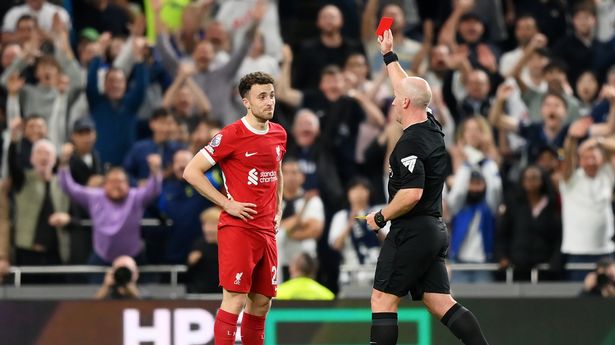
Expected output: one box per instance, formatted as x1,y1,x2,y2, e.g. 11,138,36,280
401,155,417,173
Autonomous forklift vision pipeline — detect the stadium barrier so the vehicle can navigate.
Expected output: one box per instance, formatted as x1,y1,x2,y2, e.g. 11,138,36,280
4,262,595,287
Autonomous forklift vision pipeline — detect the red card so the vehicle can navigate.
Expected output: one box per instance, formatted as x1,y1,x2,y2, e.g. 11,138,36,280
376,17,394,36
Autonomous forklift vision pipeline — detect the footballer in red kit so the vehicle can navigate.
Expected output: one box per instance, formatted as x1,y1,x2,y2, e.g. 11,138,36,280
183,72,286,345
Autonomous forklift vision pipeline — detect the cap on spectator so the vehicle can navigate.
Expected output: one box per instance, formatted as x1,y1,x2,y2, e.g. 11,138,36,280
73,117,96,132
80,27,100,42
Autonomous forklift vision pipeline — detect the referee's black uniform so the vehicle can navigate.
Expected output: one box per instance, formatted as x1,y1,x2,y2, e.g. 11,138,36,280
373,110,450,300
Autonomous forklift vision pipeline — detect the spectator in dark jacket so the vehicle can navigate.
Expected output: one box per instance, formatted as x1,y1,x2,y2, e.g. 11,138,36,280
123,108,183,185
86,39,148,166
496,165,562,281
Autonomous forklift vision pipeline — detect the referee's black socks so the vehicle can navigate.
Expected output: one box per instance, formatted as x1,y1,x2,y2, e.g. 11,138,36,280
440,303,489,345
370,312,398,345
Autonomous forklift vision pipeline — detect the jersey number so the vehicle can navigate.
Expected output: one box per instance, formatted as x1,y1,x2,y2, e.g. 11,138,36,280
271,266,278,285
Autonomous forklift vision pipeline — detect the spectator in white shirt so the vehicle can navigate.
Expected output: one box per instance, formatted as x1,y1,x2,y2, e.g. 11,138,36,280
276,158,325,282
328,177,386,285
560,102,615,280
2,0,70,43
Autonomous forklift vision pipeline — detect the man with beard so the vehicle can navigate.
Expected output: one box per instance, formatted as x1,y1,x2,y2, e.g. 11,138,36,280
183,72,286,345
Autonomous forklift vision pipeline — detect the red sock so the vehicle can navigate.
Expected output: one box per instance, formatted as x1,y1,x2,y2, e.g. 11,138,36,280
240,312,266,345
214,309,239,345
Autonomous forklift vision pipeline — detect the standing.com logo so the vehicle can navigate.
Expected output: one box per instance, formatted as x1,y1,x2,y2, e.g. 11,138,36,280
247,169,277,185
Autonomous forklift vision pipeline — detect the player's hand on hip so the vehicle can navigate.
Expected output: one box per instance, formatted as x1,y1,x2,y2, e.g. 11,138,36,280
377,29,394,54
366,212,379,232
225,200,257,221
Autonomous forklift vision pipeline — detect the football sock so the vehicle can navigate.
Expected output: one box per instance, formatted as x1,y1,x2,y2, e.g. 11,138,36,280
441,303,489,345
370,312,398,345
214,309,239,345
241,312,266,345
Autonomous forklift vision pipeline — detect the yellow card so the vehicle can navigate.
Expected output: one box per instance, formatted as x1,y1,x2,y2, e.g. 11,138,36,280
354,215,368,219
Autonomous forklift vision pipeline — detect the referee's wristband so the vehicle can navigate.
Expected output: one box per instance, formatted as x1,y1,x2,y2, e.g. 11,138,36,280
383,51,398,65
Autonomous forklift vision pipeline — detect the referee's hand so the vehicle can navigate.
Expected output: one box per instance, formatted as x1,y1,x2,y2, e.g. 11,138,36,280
366,212,379,232
377,29,393,54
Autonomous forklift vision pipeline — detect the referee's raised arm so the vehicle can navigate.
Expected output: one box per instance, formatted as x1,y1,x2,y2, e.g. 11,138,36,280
377,29,408,89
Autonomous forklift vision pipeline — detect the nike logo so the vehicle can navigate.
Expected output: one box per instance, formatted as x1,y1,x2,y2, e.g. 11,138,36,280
245,152,257,157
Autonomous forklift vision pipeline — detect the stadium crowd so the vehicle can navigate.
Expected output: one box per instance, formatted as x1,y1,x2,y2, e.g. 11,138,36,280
0,0,615,296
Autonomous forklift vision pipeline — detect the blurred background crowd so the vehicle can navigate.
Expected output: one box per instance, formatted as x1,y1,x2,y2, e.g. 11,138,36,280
1,0,615,298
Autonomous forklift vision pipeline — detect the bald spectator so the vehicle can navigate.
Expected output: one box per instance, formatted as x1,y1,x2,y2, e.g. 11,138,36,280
292,4,364,91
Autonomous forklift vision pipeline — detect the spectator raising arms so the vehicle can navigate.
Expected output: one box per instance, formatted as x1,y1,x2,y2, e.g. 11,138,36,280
58,143,162,268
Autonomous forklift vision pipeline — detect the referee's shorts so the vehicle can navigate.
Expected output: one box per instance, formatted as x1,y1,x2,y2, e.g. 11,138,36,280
373,215,450,300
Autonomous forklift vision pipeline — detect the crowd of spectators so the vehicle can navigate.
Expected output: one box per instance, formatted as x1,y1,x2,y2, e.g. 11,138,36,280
0,0,614,296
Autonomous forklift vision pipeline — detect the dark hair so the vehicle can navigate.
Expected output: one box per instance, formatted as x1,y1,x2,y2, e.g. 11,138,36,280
35,55,61,72
294,252,318,278
519,165,551,199
543,60,568,74
150,107,173,121
238,72,275,98
542,91,568,109
23,114,46,124
346,176,372,194
16,14,35,26
515,14,536,26
320,65,342,78
572,3,596,17
105,67,125,80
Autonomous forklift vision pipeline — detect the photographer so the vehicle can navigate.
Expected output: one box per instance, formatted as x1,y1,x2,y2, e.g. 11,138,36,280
94,256,140,300
580,258,615,298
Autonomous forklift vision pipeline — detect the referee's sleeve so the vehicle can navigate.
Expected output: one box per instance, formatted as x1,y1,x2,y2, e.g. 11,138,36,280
397,149,425,189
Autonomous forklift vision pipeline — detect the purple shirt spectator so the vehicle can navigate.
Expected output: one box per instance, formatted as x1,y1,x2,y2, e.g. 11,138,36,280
58,167,162,262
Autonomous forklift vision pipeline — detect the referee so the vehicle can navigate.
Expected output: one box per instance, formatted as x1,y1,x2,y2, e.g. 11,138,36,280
365,29,489,345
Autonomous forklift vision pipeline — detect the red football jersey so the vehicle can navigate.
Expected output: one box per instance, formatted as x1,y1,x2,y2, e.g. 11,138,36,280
200,117,287,233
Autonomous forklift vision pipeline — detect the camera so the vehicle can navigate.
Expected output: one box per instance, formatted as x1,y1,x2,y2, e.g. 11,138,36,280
113,266,133,287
